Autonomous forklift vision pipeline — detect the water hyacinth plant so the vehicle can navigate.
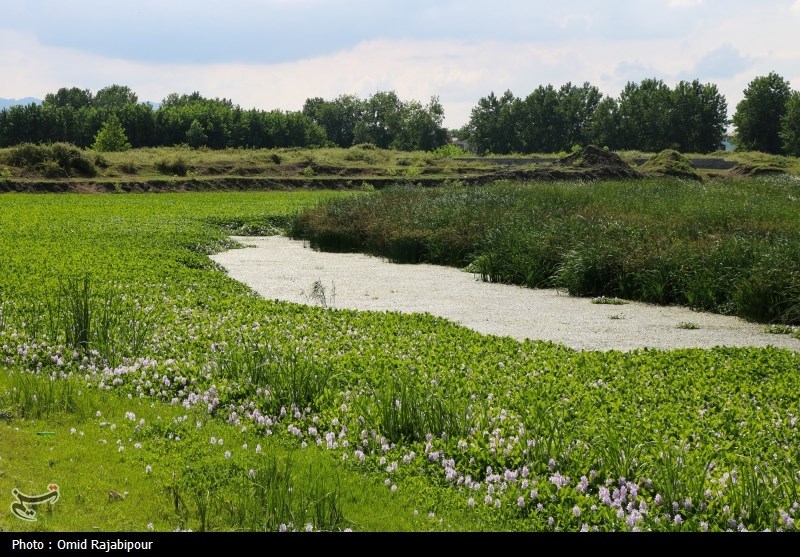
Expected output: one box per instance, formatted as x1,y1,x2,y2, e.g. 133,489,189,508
0,187,798,532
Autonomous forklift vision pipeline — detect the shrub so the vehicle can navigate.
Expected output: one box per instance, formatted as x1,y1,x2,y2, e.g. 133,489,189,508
4,142,96,177
431,144,472,158
155,157,189,176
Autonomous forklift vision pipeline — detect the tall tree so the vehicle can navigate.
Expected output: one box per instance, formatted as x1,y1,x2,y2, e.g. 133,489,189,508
588,97,621,149
353,91,404,148
670,80,728,153
466,90,521,155
94,85,138,111
558,82,603,149
617,78,673,152
520,85,562,153
43,87,93,110
393,96,449,151
732,72,792,154
302,94,364,148
781,91,800,157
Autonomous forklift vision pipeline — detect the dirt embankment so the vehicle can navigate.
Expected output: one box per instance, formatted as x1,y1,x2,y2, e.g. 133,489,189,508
471,146,643,184
0,145,774,193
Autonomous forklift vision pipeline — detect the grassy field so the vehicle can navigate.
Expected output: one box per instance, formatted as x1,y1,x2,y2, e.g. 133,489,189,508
1,185,799,533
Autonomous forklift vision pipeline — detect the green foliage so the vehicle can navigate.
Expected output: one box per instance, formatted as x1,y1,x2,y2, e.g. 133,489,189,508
293,178,800,324
92,114,132,152
669,80,729,153
467,79,726,155
93,84,138,110
781,91,800,156
430,143,472,158
2,142,96,177
732,72,792,154
185,119,208,149
0,190,799,532
155,156,189,176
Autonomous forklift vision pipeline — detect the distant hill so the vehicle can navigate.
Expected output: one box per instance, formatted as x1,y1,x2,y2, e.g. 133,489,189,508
0,97,42,109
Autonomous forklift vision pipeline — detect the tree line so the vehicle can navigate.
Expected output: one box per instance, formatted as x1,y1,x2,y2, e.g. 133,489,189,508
0,85,448,153
1,73,798,155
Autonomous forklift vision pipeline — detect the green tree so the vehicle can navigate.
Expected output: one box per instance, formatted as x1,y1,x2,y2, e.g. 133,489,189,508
588,97,621,149
732,72,792,153
92,114,131,152
466,90,521,155
670,80,728,153
393,96,449,151
558,82,603,150
186,119,207,149
302,94,364,147
353,91,404,148
520,84,563,153
781,91,800,156
617,78,673,151
94,84,138,111
43,87,93,110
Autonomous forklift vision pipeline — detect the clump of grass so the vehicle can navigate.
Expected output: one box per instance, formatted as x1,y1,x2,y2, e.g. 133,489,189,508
39,273,155,367
763,324,796,335
591,296,629,305
215,339,337,413
155,156,189,176
676,321,701,330
368,377,467,444
639,149,703,181
233,453,345,531
119,161,138,174
7,372,97,419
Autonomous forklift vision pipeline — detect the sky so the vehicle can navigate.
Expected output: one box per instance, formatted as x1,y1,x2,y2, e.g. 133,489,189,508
1,0,800,129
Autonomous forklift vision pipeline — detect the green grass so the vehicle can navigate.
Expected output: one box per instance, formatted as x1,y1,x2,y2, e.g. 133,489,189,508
591,297,629,305
0,371,464,532
1,188,799,532
292,177,800,324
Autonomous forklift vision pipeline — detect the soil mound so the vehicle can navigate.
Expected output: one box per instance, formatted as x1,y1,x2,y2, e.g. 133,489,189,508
639,149,703,181
555,145,643,179
472,145,643,183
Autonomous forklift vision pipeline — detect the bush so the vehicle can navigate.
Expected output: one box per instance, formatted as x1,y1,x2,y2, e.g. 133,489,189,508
155,157,189,176
3,142,96,177
431,144,472,158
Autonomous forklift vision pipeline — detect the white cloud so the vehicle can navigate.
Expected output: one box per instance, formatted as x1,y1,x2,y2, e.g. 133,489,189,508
668,0,705,7
2,1,800,129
